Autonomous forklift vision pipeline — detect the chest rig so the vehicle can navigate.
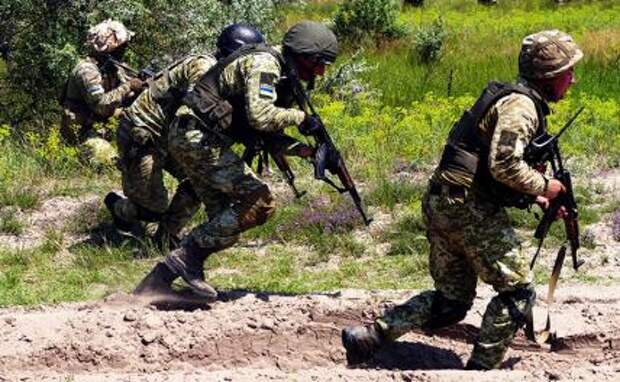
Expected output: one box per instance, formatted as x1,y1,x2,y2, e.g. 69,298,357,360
437,81,549,208
181,44,289,140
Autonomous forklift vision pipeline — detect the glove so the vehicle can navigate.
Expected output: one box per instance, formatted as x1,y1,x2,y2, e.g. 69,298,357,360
298,114,322,136
128,78,146,92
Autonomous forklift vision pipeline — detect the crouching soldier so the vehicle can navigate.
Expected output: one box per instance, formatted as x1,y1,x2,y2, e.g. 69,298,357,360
134,21,339,301
105,24,265,249
60,19,145,167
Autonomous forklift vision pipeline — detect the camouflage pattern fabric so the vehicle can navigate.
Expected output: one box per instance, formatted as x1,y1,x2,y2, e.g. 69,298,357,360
112,55,217,235
432,90,548,198
519,30,583,80
87,19,134,53
62,56,134,165
124,54,217,143
168,113,275,251
375,190,533,369
219,46,305,132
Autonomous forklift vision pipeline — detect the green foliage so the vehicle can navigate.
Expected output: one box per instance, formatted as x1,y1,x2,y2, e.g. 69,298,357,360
1,0,283,125
411,17,447,64
333,0,406,44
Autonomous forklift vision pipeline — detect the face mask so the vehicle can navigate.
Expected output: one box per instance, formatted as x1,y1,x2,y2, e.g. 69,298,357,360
545,69,574,101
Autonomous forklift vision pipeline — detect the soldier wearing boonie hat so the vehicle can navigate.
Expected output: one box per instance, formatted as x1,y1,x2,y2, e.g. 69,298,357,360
342,30,583,370
60,19,145,167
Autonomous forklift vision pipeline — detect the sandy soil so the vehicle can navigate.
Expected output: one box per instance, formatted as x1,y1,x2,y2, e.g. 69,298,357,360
0,284,619,382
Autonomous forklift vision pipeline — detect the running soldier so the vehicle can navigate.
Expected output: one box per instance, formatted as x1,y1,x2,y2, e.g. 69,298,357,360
134,21,339,300
342,30,583,370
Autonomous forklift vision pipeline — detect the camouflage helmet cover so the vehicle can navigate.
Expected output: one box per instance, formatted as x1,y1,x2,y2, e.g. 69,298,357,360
87,19,134,53
519,29,583,79
282,21,339,64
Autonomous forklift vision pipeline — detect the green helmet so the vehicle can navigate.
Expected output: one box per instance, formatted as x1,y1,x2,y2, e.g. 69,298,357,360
282,21,339,64
519,29,583,79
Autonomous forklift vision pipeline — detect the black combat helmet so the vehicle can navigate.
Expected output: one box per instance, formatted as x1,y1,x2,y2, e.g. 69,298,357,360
216,23,265,58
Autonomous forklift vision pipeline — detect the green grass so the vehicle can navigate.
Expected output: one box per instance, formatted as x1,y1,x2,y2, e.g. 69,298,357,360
0,209,23,235
0,0,618,306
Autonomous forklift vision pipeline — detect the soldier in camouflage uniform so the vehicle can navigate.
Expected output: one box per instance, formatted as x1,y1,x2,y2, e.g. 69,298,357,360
134,21,338,300
342,30,583,370
104,24,265,247
61,19,145,167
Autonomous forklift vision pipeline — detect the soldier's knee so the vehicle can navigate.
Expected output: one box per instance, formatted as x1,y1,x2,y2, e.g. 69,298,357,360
424,291,473,329
237,185,275,230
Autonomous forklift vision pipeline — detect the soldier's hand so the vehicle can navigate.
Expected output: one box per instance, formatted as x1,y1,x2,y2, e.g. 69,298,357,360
128,78,146,92
298,114,321,136
543,179,565,200
535,195,550,210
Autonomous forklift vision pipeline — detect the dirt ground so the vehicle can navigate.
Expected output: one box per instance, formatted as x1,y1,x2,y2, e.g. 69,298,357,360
0,284,619,382
0,170,619,381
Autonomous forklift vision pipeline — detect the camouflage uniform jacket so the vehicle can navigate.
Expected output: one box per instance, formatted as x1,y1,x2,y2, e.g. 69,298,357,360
123,54,217,142
432,81,549,198
218,46,305,132
64,56,134,120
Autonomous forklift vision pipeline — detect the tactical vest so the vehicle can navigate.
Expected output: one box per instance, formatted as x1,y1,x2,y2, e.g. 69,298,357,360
437,81,549,208
181,44,288,140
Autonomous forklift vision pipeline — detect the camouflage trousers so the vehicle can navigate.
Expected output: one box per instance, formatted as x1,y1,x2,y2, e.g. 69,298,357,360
376,186,534,369
112,122,200,237
167,114,275,251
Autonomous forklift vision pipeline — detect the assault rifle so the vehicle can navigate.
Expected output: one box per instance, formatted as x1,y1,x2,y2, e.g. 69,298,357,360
245,73,373,226
527,106,585,272
101,56,157,81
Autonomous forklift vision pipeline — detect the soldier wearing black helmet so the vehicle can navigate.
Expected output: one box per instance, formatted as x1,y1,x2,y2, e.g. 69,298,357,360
134,21,339,300
105,24,265,249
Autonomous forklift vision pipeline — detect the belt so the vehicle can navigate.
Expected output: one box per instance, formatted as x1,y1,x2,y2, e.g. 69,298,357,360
429,182,467,200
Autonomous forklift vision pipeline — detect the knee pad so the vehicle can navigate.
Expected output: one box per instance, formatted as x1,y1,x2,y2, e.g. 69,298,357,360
236,185,275,230
497,286,536,328
424,292,473,329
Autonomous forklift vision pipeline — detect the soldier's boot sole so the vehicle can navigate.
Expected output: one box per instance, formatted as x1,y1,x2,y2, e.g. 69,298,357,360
133,262,177,296
104,192,134,232
164,252,218,302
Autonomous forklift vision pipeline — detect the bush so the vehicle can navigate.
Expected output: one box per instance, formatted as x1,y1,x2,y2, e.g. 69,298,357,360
412,18,448,64
1,0,283,127
333,0,406,44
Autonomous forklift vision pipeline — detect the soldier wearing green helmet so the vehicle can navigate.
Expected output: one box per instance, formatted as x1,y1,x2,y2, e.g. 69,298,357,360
133,21,339,300
342,30,583,370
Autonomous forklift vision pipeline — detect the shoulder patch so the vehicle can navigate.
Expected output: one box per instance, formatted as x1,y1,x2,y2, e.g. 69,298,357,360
259,72,277,99
87,85,105,95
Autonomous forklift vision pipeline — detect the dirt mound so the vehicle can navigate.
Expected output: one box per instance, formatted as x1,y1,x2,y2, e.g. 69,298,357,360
0,286,619,381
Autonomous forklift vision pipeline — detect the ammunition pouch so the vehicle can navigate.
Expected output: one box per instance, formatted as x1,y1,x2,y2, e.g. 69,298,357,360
182,91,233,132
438,143,479,181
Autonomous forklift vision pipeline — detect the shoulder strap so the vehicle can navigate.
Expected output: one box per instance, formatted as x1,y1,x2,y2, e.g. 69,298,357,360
467,81,549,144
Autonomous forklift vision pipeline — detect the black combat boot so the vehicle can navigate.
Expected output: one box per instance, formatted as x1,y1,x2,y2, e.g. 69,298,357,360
133,262,178,295
104,192,133,232
341,323,386,365
465,359,490,370
164,242,218,301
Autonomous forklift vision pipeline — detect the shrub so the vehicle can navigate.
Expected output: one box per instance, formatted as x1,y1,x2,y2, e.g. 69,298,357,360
1,0,282,127
412,17,448,64
333,0,406,44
